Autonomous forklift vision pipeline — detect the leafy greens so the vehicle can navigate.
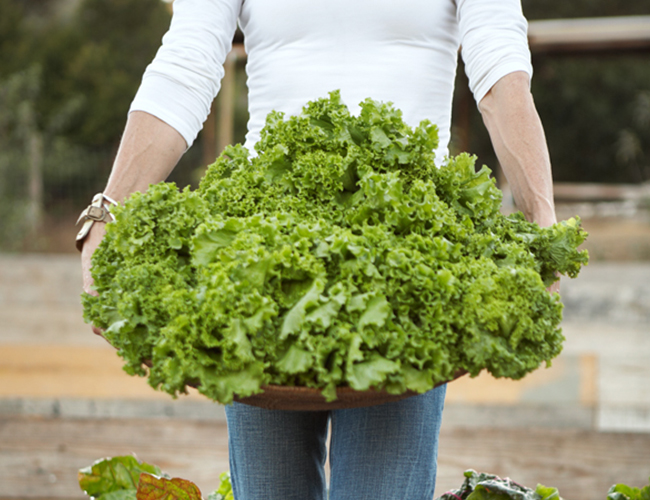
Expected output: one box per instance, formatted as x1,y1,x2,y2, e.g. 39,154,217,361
608,478,650,500
438,470,562,500
78,455,162,500
78,456,233,500
83,91,588,403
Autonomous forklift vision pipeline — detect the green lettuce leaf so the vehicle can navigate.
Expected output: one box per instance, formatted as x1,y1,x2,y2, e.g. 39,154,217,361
207,472,234,500
436,470,562,500
136,473,202,500
607,478,650,500
78,456,161,500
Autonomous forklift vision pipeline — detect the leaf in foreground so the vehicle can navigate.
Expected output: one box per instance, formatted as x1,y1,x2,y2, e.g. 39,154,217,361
607,478,650,500
207,472,234,500
79,456,161,500
136,473,202,500
436,470,562,500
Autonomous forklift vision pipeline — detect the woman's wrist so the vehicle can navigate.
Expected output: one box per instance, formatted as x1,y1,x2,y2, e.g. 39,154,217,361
75,193,118,251
528,198,557,227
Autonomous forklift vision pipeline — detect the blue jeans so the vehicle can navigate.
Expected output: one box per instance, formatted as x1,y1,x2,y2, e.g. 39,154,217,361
225,385,446,500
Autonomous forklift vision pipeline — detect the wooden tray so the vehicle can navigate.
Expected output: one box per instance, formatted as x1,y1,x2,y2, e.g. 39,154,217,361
233,371,467,411
233,385,417,411
143,353,466,411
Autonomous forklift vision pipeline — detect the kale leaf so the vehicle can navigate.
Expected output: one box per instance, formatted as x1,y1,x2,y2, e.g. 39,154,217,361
437,470,562,500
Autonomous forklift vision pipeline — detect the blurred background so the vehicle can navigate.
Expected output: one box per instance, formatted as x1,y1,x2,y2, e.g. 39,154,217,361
0,0,649,499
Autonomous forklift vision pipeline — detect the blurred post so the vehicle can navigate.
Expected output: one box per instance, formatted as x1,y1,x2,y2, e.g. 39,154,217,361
203,50,237,165
216,50,237,155
203,48,239,167
456,70,472,154
17,73,44,240
27,127,44,238
202,102,218,166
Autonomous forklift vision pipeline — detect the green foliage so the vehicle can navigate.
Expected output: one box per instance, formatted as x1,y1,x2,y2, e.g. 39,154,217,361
0,64,103,249
531,57,650,184
607,478,650,500
0,0,30,75
79,458,648,500
84,93,588,404
37,0,171,147
0,65,42,249
434,471,650,500
208,473,234,500
1,0,170,148
79,457,233,500
78,455,161,500
438,470,562,500
65,0,170,146
0,0,176,248
136,474,202,500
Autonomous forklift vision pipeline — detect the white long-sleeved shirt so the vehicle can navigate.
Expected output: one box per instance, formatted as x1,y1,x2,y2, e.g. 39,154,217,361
130,0,532,161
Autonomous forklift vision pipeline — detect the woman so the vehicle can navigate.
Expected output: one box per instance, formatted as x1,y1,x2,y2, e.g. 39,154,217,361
79,1,557,498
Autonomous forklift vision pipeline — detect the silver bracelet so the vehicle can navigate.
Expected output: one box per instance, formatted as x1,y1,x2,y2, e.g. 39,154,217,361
75,193,118,252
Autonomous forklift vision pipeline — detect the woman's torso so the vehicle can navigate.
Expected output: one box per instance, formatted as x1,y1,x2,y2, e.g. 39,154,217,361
239,0,460,160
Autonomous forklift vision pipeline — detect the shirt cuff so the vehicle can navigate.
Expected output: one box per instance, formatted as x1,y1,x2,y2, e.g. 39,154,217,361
130,72,214,149
472,60,533,108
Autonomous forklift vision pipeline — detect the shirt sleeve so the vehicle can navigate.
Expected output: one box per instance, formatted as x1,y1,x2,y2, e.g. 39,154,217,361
456,0,533,106
129,0,241,148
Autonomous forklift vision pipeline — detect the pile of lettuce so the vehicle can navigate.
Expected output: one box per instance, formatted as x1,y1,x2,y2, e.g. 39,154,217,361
83,91,588,404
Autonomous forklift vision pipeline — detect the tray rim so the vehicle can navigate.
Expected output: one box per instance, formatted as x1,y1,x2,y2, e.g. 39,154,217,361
233,370,467,411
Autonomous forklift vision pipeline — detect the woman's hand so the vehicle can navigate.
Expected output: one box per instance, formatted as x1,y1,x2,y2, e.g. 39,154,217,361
529,211,561,294
81,222,107,336
547,276,561,295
